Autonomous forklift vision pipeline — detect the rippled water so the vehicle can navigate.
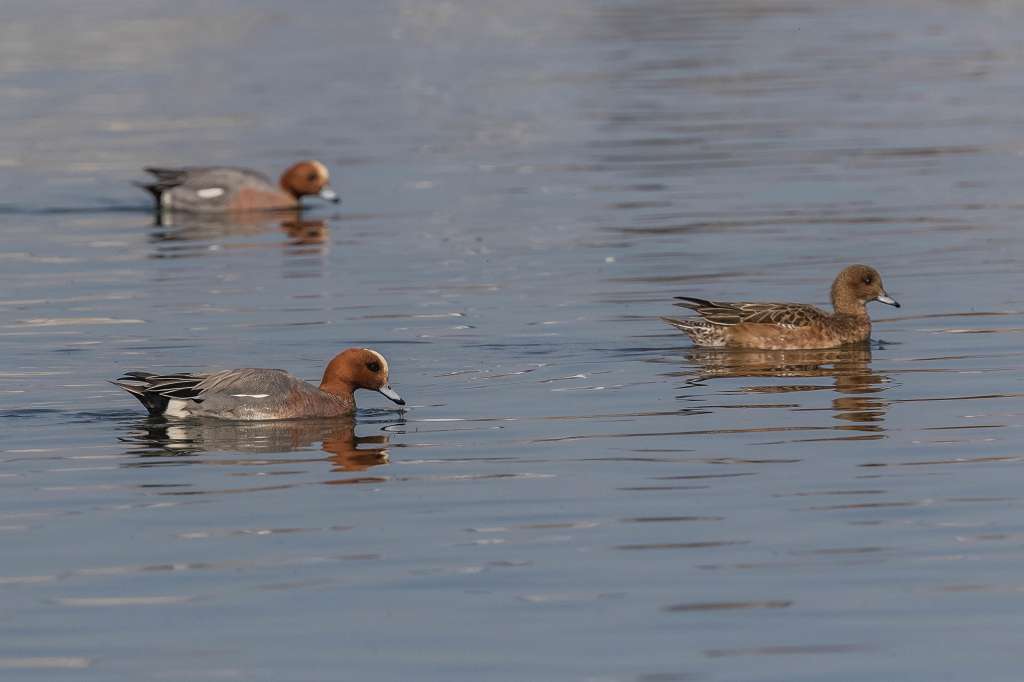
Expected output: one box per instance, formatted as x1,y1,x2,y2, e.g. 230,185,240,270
4,1,1024,679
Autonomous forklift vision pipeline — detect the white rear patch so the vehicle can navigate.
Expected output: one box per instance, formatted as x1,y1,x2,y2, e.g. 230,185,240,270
231,393,270,398
196,187,225,199
164,399,191,418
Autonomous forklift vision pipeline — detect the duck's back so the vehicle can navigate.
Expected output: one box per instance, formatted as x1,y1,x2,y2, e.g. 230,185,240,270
115,368,353,420
674,297,829,327
139,167,294,212
186,368,350,420
665,298,871,349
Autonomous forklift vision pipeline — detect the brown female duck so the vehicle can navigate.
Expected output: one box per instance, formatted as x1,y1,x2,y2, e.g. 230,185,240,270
661,264,899,350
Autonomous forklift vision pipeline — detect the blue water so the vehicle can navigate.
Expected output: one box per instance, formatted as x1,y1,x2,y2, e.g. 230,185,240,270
3,1,1024,679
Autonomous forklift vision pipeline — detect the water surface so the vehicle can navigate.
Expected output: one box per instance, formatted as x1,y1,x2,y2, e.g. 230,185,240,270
3,1,1024,680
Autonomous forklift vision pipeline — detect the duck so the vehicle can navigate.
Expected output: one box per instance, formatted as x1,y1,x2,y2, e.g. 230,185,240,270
660,264,899,350
112,348,403,420
136,160,339,213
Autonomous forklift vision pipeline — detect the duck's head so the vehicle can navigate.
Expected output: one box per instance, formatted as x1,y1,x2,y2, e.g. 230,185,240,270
320,348,404,405
831,264,899,313
280,160,339,203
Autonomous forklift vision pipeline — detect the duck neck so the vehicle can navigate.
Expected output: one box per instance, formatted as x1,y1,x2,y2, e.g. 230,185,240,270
279,176,299,199
319,377,355,401
830,285,868,318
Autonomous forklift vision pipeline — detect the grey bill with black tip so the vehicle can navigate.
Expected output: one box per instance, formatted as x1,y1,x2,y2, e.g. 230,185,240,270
318,187,340,203
378,385,404,405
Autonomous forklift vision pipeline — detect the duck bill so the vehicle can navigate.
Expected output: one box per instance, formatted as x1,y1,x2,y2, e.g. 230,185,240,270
378,385,405,405
317,186,340,203
876,293,900,308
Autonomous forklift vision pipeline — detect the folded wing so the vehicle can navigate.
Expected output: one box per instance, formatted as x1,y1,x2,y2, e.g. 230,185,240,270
111,368,296,416
673,297,827,328
135,167,275,209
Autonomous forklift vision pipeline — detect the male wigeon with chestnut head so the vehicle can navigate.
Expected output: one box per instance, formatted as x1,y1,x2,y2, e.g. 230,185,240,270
136,160,339,213
661,264,900,350
112,348,403,420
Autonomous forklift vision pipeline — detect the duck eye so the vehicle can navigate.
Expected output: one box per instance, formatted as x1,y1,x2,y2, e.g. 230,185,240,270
862,276,873,284
306,172,318,182
367,361,381,373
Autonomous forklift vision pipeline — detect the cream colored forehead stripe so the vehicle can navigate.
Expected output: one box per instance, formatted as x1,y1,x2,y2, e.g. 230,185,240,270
363,348,389,376
310,160,329,181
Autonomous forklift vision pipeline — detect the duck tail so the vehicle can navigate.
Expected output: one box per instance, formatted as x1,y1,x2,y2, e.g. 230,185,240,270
133,181,164,202
110,373,169,416
660,316,701,334
673,296,714,311
660,316,726,347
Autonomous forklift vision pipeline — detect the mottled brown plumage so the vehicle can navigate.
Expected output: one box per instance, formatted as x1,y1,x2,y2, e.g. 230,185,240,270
661,265,900,350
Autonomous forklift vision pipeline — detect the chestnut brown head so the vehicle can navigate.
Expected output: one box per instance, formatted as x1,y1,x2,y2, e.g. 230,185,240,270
320,348,404,405
279,160,339,203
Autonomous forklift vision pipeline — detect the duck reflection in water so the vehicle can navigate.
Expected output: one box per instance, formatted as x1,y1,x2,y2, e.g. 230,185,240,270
149,211,330,249
123,417,392,472
280,218,329,246
683,346,889,434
